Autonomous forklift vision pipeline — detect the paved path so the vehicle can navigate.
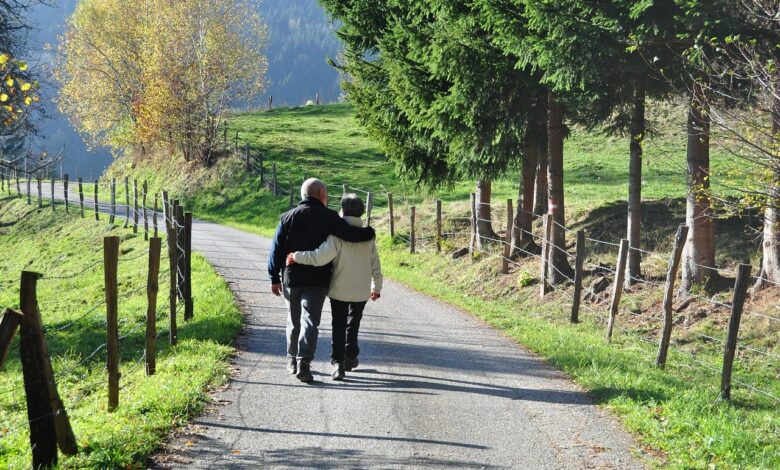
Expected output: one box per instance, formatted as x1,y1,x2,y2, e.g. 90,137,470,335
17,183,644,468
154,220,644,469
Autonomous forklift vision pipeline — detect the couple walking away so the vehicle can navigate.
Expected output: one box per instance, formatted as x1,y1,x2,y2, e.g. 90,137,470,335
268,178,383,383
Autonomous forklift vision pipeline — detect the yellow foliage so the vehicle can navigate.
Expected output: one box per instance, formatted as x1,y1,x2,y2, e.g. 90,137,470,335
55,0,268,158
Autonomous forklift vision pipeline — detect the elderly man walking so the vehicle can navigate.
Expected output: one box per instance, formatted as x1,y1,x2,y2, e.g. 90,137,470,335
268,178,375,383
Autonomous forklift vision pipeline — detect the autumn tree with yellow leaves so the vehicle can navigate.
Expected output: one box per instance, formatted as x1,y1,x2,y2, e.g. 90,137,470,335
55,0,268,165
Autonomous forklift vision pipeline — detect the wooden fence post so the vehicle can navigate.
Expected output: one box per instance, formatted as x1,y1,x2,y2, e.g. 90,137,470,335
124,177,130,228
571,230,586,323
259,153,265,183
184,212,193,321
19,272,57,468
245,143,250,173
133,179,139,233
656,225,689,367
469,193,477,254
540,214,552,298
146,238,162,376
20,271,78,465
26,175,31,205
436,199,442,253
110,178,116,224
63,174,69,213
37,177,42,209
366,192,374,227
272,163,278,196
50,177,55,211
606,239,630,342
166,201,178,345
720,263,752,400
142,181,149,240
78,178,84,217
0,308,22,368
104,237,120,411
153,192,159,238
410,206,416,254
502,199,512,273
16,174,20,197
175,204,186,300
161,191,170,229
93,181,99,221
388,193,395,238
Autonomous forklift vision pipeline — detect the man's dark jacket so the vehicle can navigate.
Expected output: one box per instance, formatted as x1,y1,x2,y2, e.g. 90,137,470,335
268,197,375,288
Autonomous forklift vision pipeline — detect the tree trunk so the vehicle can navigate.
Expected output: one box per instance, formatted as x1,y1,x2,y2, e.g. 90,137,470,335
547,91,572,283
756,93,780,289
681,83,718,292
626,84,646,287
511,110,541,256
475,179,498,248
534,141,548,215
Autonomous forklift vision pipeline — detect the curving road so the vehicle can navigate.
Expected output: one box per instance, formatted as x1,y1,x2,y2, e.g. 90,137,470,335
153,220,644,469
17,183,644,468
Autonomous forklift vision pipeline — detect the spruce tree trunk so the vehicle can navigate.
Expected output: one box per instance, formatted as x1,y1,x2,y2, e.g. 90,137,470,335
475,179,498,248
681,83,717,292
626,84,646,287
756,93,780,289
511,112,541,256
534,143,548,215
547,91,572,283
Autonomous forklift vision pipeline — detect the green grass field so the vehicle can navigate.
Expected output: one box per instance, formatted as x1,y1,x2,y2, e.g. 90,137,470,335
105,102,779,468
0,196,242,468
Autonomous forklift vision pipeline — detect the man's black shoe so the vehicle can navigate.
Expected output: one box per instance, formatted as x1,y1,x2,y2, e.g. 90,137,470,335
344,357,359,371
332,362,345,381
287,357,297,375
296,360,314,383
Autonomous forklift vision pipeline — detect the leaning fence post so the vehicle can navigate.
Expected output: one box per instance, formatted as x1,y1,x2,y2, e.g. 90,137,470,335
366,192,374,227
110,178,116,224
656,225,689,367
606,239,630,342
78,178,84,217
571,230,586,323
388,192,395,238
104,236,120,411
0,308,22,369
436,199,442,253
19,271,78,465
146,238,162,376
142,181,149,240
50,177,55,211
469,193,477,254
63,174,69,213
720,263,752,400
502,199,512,273
133,179,139,233
94,181,99,221
540,214,552,298
184,212,194,321
175,204,186,300
410,206,416,254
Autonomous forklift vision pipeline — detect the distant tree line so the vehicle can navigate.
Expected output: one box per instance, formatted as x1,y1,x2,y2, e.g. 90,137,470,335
320,0,780,292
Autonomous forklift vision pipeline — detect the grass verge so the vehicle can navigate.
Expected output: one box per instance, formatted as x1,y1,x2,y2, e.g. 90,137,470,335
0,196,243,468
377,236,779,469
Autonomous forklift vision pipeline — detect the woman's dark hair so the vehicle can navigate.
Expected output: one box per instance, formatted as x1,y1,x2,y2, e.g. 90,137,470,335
341,194,365,217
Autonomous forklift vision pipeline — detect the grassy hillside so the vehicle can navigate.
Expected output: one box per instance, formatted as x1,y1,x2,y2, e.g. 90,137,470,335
105,103,779,468
0,196,242,468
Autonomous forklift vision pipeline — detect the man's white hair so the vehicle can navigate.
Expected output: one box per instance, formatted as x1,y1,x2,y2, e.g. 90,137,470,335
300,178,327,200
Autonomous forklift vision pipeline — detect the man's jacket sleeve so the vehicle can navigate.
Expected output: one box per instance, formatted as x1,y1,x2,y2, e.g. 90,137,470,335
268,220,288,284
328,211,375,242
